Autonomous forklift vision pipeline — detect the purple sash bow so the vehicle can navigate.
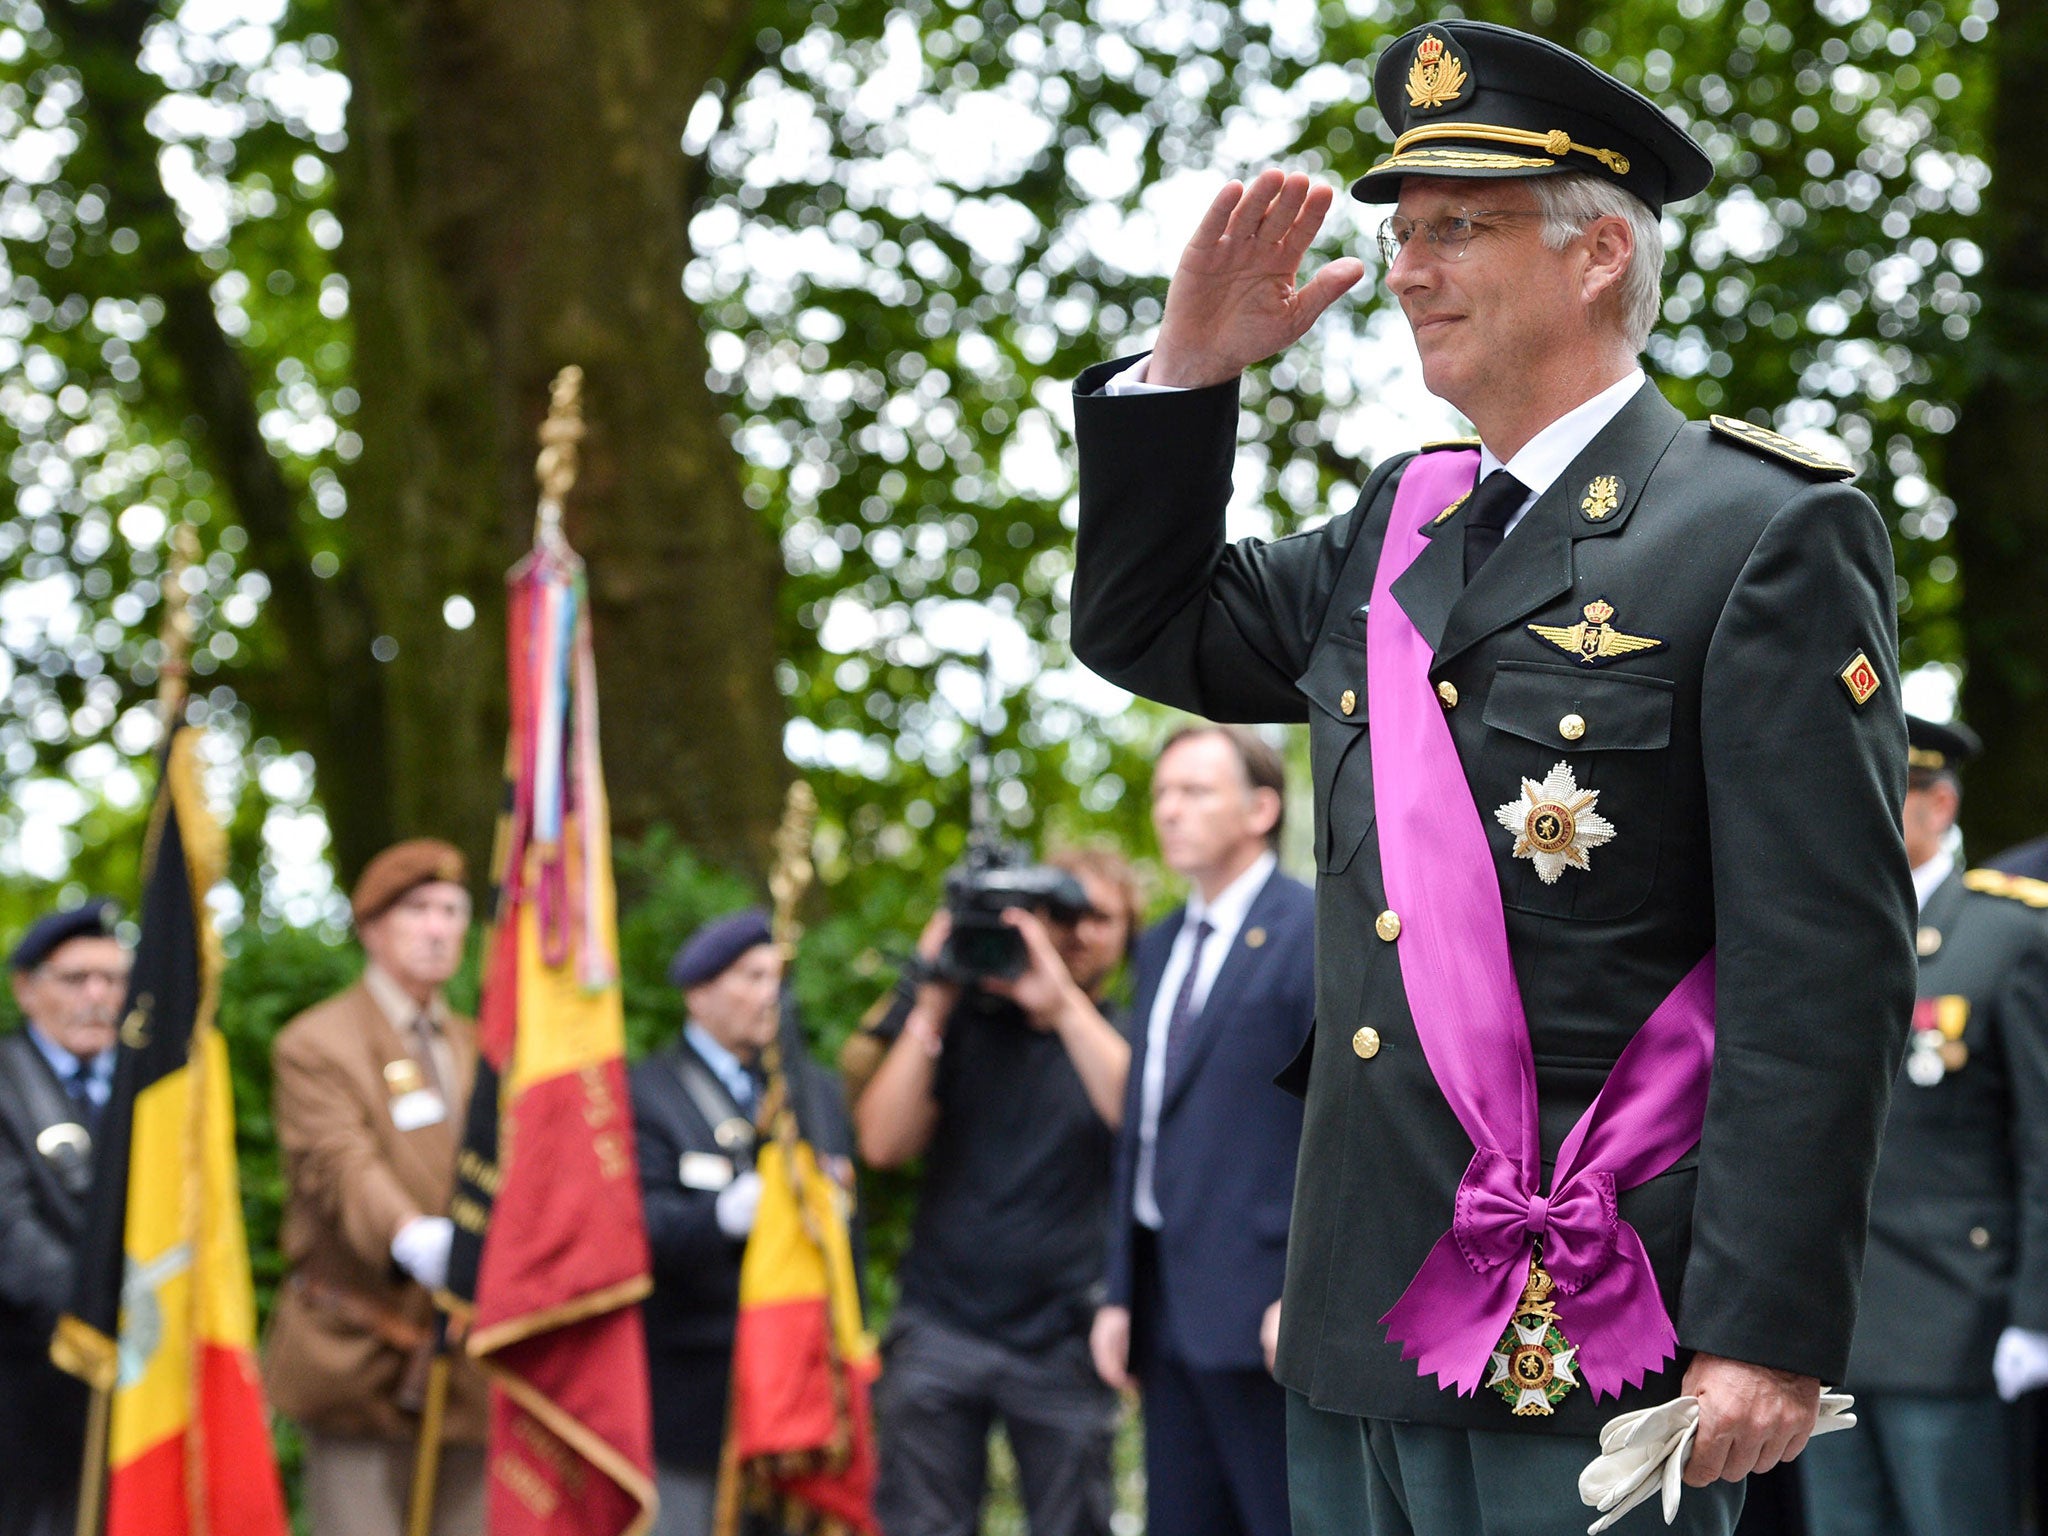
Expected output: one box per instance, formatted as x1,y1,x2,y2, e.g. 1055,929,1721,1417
1366,449,1716,1401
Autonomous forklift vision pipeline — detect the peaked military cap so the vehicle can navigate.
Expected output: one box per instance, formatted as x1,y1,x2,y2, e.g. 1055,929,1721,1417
669,908,775,990
1353,21,1714,214
9,897,119,972
1907,714,1981,774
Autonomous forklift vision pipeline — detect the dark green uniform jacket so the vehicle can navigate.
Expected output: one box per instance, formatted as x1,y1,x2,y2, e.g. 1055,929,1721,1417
1070,363,1916,1435
1845,867,2048,1395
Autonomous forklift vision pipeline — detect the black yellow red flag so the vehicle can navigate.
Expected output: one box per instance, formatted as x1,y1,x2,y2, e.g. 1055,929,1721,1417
442,370,657,1536
51,722,289,1536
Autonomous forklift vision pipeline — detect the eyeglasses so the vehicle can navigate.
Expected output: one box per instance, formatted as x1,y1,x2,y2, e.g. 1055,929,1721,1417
1377,210,1548,264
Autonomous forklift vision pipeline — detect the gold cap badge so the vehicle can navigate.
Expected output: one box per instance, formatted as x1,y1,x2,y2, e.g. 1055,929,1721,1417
1406,32,1471,111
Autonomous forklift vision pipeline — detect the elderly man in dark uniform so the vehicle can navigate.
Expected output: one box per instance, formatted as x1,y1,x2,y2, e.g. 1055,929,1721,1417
0,900,127,1536
1798,716,2048,1536
631,909,854,1536
1068,20,1915,1536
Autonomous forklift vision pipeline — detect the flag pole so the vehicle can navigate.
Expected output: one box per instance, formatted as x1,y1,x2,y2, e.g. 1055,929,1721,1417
72,522,202,1536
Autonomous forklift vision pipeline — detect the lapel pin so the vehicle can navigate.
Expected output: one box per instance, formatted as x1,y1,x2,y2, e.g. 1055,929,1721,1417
1579,474,1624,522
1244,927,1267,949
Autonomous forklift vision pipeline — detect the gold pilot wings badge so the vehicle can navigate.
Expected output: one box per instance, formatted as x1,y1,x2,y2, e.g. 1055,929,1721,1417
1527,599,1667,668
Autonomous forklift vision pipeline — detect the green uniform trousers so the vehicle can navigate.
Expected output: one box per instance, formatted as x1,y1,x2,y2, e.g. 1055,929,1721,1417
1287,1391,1745,1536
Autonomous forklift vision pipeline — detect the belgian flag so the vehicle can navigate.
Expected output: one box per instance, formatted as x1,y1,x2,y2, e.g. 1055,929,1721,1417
50,722,288,1536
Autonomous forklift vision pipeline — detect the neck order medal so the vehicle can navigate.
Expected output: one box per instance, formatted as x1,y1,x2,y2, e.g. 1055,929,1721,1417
1487,1256,1580,1415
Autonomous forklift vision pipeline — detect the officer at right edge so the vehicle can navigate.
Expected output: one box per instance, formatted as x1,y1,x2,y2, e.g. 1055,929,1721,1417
1803,715,2048,1536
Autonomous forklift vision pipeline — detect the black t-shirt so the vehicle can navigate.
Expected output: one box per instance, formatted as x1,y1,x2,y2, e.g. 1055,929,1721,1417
881,987,1124,1352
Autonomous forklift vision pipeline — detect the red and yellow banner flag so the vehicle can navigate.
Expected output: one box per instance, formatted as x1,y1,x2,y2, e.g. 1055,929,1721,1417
727,1128,880,1534
443,508,656,1536
51,723,289,1536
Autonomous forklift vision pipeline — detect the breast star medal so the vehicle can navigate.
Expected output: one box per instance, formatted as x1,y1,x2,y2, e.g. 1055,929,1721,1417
1495,762,1615,884
1488,1255,1579,1416
1527,599,1667,667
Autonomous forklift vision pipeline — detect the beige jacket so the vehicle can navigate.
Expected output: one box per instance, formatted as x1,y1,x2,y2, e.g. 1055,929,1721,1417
260,974,489,1442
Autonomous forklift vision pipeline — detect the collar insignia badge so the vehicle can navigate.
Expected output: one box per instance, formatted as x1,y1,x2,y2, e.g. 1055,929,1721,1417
1487,1256,1579,1415
1406,32,1469,110
1495,761,1616,884
1527,599,1667,667
1580,474,1623,522
1906,995,1970,1086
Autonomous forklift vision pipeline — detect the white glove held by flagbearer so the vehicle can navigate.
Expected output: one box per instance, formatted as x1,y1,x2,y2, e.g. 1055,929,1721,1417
716,1171,763,1239
1993,1327,2048,1402
391,1215,455,1292
1578,1391,1856,1534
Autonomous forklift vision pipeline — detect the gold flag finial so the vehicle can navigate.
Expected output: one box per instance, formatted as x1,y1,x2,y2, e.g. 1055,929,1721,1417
769,781,818,959
157,521,201,728
534,366,585,551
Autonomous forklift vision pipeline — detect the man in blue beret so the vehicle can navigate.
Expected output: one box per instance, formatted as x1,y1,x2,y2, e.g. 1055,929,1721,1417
630,908,854,1536
1067,16,1915,1536
0,898,126,1536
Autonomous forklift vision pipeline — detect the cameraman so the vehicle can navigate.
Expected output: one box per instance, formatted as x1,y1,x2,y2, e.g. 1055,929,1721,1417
855,847,1138,1536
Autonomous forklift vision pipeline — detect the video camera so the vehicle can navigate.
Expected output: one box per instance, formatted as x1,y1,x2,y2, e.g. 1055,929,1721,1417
936,839,1091,984
931,703,1090,984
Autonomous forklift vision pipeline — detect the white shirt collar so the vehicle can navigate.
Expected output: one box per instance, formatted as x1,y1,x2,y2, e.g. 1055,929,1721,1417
1478,369,1647,499
1185,849,1277,936
1912,847,1956,912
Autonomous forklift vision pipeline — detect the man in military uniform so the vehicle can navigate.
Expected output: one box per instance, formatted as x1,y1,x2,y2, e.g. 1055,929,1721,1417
261,840,489,1536
1069,20,1915,1535
1799,717,2048,1536
0,901,125,1536
631,908,854,1536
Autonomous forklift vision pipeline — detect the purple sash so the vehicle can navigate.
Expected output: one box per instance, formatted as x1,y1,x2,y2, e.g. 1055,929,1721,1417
1366,449,1716,1401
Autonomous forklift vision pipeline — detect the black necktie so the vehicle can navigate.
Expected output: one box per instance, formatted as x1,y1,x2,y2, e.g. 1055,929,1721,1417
1462,470,1529,582
1161,918,1215,1088
67,1063,100,1131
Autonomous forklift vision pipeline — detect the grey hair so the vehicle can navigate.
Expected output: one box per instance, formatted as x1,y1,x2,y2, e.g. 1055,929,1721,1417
1528,172,1664,354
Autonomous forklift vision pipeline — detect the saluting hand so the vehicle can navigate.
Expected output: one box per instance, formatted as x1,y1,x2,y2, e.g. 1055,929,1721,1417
1148,169,1366,390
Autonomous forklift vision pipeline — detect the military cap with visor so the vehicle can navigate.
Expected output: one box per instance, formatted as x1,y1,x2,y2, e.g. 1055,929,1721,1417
1906,714,1981,775
1352,20,1714,214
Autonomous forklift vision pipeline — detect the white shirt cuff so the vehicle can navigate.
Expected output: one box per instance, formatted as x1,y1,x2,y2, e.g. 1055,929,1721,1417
1101,355,1187,396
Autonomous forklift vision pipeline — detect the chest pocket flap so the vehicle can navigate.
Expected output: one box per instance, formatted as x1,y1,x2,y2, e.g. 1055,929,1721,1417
1482,660,1673,751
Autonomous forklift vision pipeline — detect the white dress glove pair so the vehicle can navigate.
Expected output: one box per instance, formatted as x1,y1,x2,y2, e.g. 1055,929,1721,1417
1578,1391,1855,1534
715,1170,763,1239
1993,1326,2048,1402
390,1215,455,1292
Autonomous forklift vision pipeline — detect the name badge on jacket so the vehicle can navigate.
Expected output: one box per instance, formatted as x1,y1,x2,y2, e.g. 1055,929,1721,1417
384,1059,447,1131
679,1152,736,1191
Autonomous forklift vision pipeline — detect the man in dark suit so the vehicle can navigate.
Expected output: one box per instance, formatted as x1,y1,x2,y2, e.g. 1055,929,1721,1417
632,908,853,1536
1067,20,1914,1535
1799,717,2048,1536
1091,724,1312,1536
0,900,125,1536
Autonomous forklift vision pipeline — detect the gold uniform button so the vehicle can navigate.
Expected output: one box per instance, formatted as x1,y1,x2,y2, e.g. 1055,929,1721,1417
1340,688,1357,717
1970,1225,1992,1251
1375,910,1402,942
1352,1027,1381,1060
1559,713,1586,742
1437,681,1459,709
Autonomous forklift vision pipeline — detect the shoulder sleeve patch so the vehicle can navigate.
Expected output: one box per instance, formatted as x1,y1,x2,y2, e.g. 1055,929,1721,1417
1708,415,1855,480
1418,436,1482,454
1963,869,2048,909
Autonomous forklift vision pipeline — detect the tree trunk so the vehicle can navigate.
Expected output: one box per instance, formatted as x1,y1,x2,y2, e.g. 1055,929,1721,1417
330,0,787,884
1950,8,2048,860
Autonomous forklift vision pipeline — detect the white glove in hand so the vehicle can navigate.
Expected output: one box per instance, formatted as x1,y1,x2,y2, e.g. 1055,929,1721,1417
1993,1327,2048,1402
1579,1391,1855,1534
391,1215,454,1292
716,1171,763,1239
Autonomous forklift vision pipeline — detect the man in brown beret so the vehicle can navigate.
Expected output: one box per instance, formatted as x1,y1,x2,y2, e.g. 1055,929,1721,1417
260,839,489,1536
